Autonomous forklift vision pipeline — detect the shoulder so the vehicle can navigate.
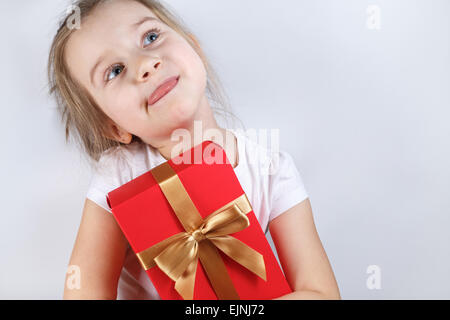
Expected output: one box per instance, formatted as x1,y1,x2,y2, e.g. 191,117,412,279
228,129,308,230
96,141,147,164
86,141,159,213
92,141,150,176
230,128,294,176
88,141,158,193
229,129,272,173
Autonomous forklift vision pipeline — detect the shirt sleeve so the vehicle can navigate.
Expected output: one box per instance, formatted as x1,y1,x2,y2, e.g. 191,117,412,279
268,150,309,223
85,150,128,214
86,182,113,213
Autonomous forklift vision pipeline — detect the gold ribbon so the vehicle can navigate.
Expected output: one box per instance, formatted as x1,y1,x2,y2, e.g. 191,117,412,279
135,162,267,300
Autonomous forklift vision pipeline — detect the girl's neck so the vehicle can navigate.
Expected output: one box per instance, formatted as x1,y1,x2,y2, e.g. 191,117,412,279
155,96,238,169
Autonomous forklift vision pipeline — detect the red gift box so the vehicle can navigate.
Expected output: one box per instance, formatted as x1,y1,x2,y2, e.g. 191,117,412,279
106,140,292,300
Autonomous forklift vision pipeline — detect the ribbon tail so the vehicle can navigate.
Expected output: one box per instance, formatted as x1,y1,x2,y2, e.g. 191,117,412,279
209,236,267,281
174,257,198,300
198,240,240,300
154,234,198,282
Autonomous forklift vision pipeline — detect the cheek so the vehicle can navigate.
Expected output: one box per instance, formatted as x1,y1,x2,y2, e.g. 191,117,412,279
107,87,140,116
190,52,207,82
170,41,207,83
191,54,208,91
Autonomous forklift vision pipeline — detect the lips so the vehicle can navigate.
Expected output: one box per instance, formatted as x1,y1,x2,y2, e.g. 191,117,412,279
148,75,180,107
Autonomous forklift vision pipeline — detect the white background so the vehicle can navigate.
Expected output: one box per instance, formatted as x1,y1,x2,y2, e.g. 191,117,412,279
0,0,449,299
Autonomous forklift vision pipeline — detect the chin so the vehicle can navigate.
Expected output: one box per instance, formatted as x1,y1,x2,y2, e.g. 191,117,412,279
167,99,198,126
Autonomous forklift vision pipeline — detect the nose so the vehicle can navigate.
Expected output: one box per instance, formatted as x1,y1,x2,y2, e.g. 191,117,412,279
134,55,161,83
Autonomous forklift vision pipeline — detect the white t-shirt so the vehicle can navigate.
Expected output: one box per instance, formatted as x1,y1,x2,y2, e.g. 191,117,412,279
86,128,309,300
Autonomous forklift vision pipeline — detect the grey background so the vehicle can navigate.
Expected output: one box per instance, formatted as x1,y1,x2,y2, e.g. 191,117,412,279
1,0,449,299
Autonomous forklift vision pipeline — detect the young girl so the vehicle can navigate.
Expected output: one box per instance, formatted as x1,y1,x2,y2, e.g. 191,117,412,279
48,0,340,300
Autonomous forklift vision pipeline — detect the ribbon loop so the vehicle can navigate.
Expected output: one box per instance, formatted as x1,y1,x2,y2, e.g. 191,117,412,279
202,203,250,238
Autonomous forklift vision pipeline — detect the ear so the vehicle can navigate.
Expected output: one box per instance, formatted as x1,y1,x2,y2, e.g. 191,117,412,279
105,120,133,144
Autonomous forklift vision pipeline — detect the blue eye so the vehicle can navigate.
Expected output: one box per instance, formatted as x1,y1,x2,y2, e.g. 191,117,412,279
105,64,124,82
143,27,161,46
103,28,161,84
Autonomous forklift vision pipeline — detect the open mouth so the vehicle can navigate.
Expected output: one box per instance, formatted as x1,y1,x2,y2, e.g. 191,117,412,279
147,75,180,107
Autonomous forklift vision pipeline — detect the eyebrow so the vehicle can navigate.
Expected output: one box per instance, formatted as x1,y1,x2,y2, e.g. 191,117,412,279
89,16,160,87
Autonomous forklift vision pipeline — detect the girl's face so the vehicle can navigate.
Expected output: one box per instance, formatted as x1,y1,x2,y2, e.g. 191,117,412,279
65,0,208,146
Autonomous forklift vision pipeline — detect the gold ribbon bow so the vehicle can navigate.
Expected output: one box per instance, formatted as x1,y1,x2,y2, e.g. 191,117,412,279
135,161,267,300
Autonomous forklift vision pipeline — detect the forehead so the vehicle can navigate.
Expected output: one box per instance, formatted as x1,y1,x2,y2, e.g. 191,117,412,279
64,0,159,85
83,0,157,30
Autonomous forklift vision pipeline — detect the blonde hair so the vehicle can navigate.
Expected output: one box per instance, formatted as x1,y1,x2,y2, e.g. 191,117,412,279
47,0,243,168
